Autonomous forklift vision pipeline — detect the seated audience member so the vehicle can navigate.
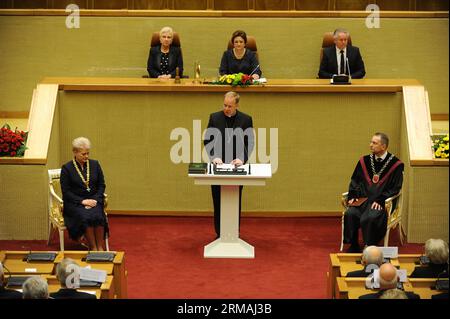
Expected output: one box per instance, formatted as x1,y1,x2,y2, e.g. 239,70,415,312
379,288,408,299
411,238,449,278
60,137,108,251
0,262,22,299
22,277,49,299
318,28,366,79
432,292,449,299
50,258,97,299
147,26,183,78
347,246,384,277
219,30,261,79
359,263,420,299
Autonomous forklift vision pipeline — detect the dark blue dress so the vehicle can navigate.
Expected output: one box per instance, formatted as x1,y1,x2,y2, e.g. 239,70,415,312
219,49,262,77
60,159,108,240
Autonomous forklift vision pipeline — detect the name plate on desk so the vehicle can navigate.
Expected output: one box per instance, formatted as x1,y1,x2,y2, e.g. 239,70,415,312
213,164,249,175
379,246,398,258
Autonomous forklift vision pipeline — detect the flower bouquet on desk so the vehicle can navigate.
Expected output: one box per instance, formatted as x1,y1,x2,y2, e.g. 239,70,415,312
0,124,28,157
211,73,254,87
432,133,449,159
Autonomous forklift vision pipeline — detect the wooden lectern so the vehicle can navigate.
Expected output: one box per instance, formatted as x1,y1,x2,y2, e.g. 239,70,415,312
189,164,272,258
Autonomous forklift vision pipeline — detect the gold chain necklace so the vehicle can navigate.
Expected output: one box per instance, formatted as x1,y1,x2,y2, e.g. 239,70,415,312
72,158,90,191
370,154,393,183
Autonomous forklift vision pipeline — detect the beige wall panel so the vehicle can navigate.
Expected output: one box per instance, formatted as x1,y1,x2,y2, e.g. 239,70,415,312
56,91,402,213
0,165,47,240
407,166,449,243
0,16,447,114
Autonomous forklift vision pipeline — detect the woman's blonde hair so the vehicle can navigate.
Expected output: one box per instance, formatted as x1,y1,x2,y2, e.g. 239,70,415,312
159,26,173,38
72,137,91,151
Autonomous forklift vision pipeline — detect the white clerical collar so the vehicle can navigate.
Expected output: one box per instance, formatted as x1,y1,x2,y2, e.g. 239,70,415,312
376,152,388,161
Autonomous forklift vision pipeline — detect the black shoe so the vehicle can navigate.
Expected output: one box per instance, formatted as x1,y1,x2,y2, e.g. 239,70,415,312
346,244,361,253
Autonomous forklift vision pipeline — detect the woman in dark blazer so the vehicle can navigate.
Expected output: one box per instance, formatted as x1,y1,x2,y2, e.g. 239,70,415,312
219,30,261,79
60,137,108,251
147,26,183,79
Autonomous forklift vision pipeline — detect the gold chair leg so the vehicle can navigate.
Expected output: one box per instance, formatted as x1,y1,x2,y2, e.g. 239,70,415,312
59,229,64,252
105,238,110,252
384,228,390,247
47,223,54,246
340,215,345,251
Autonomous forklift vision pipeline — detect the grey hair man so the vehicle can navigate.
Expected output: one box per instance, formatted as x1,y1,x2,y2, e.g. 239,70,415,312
411,238,449,278
22,276,49,299
347,246,384,277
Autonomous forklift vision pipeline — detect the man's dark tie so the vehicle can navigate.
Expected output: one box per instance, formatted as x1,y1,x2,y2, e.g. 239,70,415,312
340,50,345,74
377,157,382,162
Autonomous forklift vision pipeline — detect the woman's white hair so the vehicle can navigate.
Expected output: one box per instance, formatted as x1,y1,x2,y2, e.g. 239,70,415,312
72,137,91,151
159,26,173,37
425,238,449,264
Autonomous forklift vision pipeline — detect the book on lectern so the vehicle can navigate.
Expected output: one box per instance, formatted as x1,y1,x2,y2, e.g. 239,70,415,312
188,163,208,174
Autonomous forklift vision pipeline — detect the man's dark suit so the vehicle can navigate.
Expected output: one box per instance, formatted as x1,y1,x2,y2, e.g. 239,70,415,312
147,45,183,78
50,288,97,299
347,266,373,277
359,290,420,299
204,110,254,237
410,263,448,278
318,45,366,79
0,286,22,299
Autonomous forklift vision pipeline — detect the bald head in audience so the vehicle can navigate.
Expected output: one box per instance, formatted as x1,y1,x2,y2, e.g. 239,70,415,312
379,263,398,289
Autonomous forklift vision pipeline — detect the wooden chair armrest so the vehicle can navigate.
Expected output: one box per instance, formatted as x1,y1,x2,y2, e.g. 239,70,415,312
49,185,63,204
385,191,401,216
341,192,349,209
385,191,401,204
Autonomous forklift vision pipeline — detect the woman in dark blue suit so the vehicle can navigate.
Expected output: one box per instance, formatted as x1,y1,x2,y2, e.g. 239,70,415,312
147,26,183,79
219,30,261,79
60,137,108,251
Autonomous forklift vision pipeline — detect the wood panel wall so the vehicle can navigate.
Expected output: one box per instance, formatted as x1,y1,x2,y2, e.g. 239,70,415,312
0,0,448,11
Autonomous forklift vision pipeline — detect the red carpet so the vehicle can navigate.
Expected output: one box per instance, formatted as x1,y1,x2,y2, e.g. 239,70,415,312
0,216,422,298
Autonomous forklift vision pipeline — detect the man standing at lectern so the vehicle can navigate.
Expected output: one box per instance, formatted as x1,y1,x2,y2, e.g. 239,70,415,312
204,91,255,238
343,133,404,253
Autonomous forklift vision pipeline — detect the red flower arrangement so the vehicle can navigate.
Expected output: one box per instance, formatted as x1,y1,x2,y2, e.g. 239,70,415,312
0,124,28,157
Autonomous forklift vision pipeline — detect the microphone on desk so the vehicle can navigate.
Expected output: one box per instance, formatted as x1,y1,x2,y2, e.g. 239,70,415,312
346,57,352,83
248,64,260,78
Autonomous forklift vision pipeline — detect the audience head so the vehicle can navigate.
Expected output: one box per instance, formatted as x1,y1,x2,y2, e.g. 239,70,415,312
231,30,247,50
22,276,49,299
223,91,240,117
159,26,174,48
72,136,91,165
379,263,398,290
370,132,389,156
333,28,350,50
56,258,80,288
362,246,384,267
379,288,408,299
425,238,449,265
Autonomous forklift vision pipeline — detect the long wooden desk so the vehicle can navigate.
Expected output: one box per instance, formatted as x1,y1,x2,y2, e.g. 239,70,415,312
336,277,448,299
6,274,115,299
328,253,420,298
41,77,421,93
0,251,58,275
55,251,128,299
1,250,127,299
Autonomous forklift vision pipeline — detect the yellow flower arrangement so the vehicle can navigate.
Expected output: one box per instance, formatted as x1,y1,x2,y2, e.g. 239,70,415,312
214,73,253,87
432,133,449,159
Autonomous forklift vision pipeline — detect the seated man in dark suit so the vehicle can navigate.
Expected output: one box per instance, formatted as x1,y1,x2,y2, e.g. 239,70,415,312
50,258,97,299
347,246,384,277
318,28,366,79
0,262,22,299
359,263,420,299
411,238,449,278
